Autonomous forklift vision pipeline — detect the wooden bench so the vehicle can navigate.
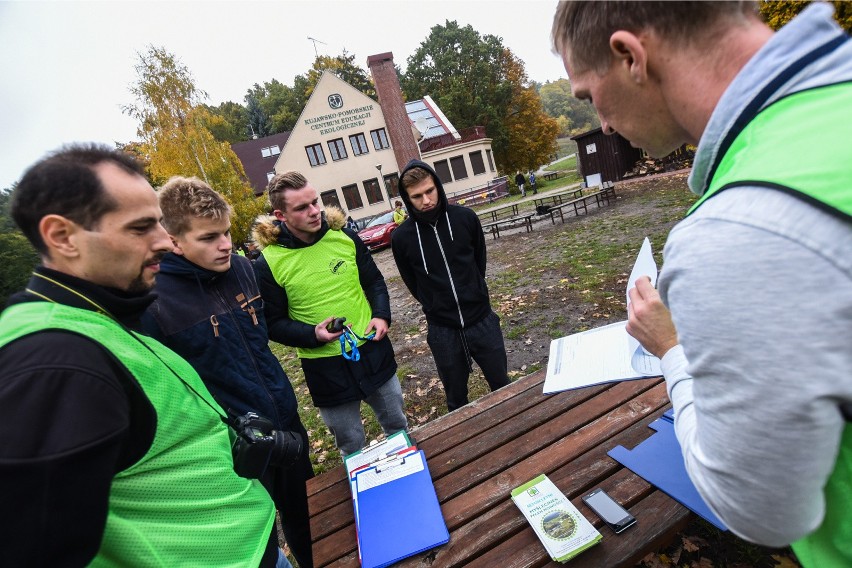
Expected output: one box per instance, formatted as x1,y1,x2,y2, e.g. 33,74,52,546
477,202,520,224
533,188,583,210
548,183,617,224
306,371,692,567
481,212,536,239
543,171,558,181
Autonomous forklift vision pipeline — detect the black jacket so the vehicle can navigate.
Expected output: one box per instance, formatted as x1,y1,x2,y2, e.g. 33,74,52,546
142,253,299,430
391,160,493,329
253,211,397,407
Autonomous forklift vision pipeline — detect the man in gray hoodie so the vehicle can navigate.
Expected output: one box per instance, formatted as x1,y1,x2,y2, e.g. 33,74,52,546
391,160,510,411
552,3,851,565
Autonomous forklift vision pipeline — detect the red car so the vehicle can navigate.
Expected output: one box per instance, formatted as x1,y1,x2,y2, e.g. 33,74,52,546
357,211,398,251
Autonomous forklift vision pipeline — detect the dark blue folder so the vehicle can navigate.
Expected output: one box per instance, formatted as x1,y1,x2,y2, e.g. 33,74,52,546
355,449,449,568
608,411,727,530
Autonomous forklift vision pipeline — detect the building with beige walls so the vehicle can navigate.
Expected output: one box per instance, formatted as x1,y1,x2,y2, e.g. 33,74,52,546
233,53,499,223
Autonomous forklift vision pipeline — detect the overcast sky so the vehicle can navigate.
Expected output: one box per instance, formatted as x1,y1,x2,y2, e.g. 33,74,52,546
0,0,567,190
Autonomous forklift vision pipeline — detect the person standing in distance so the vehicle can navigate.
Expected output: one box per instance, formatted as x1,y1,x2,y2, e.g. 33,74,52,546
391,160,510,412
514,171,527,197
553,3,852,566
393,200,408,224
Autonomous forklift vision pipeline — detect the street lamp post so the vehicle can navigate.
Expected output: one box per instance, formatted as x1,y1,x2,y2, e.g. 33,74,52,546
376,164,390,203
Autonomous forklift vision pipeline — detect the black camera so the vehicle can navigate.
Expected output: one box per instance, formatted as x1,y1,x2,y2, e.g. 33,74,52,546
228,411,303,479
327,316,347,333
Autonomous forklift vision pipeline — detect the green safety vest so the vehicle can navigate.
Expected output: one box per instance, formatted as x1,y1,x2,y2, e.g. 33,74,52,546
262,229,373,359
689,82,852,219
0,301,275,567
693,82,852,568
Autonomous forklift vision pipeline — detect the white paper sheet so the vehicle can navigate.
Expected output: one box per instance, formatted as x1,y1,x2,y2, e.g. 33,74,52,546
355,451,425,492
543,238,661,394
543,321,660,393
626,237,658,363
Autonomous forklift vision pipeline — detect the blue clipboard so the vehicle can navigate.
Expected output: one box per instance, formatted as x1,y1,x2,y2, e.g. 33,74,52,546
608,412,727,530
354,449,449,568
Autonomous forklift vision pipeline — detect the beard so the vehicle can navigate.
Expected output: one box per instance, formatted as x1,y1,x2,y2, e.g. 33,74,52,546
125,253,165,294
125,272,155,295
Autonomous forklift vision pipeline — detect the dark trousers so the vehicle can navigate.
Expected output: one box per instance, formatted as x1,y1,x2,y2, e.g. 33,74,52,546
262,417,315,568
426,311,510,411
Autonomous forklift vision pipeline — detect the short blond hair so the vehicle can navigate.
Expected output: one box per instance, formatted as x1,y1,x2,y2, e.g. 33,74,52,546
158,176,231,236
266,171,308,211
552,1,758,73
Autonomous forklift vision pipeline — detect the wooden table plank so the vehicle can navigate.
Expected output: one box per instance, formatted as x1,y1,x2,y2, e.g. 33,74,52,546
436,382,669,525
308,373,543,503
397,411,670,567
309,370,691,567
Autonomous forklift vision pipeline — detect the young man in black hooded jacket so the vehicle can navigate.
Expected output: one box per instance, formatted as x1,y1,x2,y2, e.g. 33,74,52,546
391,160,510,411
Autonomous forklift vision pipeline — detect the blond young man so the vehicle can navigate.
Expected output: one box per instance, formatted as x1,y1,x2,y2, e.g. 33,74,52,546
253,171,408,456
553,3,852,565
142,177,314,568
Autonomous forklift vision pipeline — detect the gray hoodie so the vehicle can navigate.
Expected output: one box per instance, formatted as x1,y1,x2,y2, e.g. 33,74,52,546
659,3,852,547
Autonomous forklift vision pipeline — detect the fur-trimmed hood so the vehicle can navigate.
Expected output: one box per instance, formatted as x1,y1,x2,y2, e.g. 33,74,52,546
252,205,347,250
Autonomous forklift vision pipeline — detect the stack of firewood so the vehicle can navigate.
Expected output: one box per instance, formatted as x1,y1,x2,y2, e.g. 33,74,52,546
622,146,695,179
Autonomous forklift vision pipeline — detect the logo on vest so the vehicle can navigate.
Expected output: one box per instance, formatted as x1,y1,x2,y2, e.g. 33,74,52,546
328,258,349,275
328,94,343,109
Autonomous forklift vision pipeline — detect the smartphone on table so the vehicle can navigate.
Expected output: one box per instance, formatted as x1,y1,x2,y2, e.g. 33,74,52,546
581,488,637,533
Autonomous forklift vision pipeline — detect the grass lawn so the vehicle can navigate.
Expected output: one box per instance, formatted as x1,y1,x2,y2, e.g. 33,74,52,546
556,137,578,159
545,154,577,172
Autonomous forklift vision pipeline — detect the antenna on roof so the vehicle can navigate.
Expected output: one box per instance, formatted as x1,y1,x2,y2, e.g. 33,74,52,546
307,37,327,58
413,117,430,140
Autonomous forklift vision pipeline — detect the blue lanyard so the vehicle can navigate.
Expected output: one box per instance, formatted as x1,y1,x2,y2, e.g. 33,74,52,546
339,326,376,361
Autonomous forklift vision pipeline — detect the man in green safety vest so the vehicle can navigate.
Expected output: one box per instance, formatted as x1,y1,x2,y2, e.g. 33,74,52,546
553,3,851,567
253,171,408,457
0,144,279,567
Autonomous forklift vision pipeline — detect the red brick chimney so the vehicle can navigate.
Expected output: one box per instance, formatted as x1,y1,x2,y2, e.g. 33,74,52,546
367,52,420,171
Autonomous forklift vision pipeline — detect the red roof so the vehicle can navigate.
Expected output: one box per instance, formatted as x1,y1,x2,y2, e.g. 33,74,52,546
231,132,291,195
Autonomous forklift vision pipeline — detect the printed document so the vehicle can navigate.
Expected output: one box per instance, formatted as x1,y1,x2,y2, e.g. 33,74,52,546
543,238,661,394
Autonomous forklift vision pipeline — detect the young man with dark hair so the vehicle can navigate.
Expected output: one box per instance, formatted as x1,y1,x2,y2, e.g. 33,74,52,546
553,2,852,565
142,176,314,568
391,160,510,412
253,171,407,456
0,145,279,566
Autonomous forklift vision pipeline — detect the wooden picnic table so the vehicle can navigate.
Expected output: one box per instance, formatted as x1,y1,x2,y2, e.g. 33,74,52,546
307,370,692,567
532,187,584,209
543,172,559,181
481,212,536,239
478,201,521,223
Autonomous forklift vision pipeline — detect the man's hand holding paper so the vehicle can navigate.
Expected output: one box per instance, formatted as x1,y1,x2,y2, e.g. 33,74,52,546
626,277,679,359
543,238,664,393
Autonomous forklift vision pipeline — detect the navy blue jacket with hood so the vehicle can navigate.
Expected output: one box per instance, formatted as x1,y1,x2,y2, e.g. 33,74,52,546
391,160,493,329
141,252,299,430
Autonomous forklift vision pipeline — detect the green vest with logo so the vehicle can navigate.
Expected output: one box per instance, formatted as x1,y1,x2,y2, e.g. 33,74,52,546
262,229,373,359
691,82,852,568
0,301,275,567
